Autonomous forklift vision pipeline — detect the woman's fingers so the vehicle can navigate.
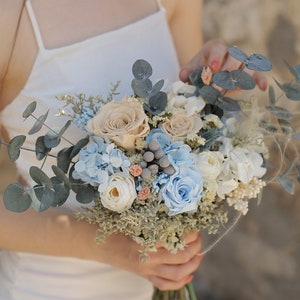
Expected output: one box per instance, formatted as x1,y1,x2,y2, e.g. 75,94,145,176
149,254,203,291
179,38,268,91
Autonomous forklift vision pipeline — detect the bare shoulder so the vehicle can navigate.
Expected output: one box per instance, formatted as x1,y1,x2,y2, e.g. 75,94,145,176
0,0,26,80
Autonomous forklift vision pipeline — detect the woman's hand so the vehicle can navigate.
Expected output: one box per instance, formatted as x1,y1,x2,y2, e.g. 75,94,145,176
97,231,203,291
179,39,268,91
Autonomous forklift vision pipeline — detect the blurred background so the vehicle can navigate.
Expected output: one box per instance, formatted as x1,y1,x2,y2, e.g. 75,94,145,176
0,0,299,299
195,0,300,299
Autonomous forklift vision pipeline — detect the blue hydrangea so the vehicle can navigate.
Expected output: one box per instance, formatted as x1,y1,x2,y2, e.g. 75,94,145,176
73,107,97,130
72,136,130,186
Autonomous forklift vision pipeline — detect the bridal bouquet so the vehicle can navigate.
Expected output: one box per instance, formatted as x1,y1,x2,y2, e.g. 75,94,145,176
2,46,300,300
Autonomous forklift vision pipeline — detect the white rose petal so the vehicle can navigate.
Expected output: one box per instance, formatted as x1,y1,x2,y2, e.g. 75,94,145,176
99,173,137,213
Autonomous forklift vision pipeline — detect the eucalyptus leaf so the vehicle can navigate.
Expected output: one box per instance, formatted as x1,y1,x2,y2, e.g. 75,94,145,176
216,97,241,112
278,175,294,195
259,120,278,133
278,118,294,135
228,46,248,63
35,136,51,160
22,101,37,119
149,79,164,98
8,135,26,161
30,185,55,212
231,70,255,90
57,147,74,173
274,79,300,100
213,71,236,90
28,110,49,135
131,78,152,98
283,60,299,81
52,165,71,188
144,91,167,115
3,183,32,212
268,85,276,105
188,67,206,88
213,70,255,90
44,128,61,148
76,184,97,204
70,137,89,159
245,54,272,71
203,104,224,118
132,59,152,80
44,120,71,149
281,159,297,177
199,86,222,104
50,176,70,207
266,105,293,119
29,166,53,189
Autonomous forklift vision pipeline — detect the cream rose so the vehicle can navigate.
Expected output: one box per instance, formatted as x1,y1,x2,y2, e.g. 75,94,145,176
161,108,203,141
87,97,150,150
98,173,137,213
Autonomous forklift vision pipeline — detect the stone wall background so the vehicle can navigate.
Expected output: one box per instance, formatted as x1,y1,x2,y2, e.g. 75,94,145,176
196,1,300,299
0,1,300,299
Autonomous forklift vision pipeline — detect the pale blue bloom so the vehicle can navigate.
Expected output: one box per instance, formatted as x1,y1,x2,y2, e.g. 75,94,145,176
72,136,130,185
164,142,193,168
73,107,97,130
160,166,203,216
146,128,170,150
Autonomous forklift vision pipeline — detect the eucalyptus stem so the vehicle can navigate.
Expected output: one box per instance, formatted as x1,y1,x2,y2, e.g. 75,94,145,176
31,113,74,146
186,282,197,300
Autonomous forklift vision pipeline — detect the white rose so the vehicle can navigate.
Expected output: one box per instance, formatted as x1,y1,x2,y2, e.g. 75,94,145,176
194,151,224,180
98,173,137,213
161,108,203,141
87,96,150,150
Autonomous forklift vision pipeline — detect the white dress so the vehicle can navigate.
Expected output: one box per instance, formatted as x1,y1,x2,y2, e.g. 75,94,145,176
0,0,180,299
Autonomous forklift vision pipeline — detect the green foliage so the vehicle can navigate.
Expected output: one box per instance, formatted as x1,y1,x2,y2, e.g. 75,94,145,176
3,183,32,212
131,59,167,115
8,135,26,161
228,46,272,71
213,70,255,90
28,110,49,135
22,101,37,119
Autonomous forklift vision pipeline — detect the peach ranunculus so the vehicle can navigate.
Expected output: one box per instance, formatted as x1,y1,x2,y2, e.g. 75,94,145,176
161,108,203,141
87,96,150,150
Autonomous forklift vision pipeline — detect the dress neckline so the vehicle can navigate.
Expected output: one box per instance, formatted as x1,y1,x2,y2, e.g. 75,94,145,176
26,0,164,52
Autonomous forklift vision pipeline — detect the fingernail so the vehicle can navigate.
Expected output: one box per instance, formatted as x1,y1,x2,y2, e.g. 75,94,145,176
260,78,268,91
184,275,194,285
210,60,219,72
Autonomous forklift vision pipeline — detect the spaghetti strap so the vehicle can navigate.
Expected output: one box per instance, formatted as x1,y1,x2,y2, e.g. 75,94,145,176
155,0,164,10
26,0,45,50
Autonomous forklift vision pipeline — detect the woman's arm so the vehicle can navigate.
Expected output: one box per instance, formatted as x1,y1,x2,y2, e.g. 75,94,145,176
0,1,25,103
0,196,202,291
163,0,203,67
